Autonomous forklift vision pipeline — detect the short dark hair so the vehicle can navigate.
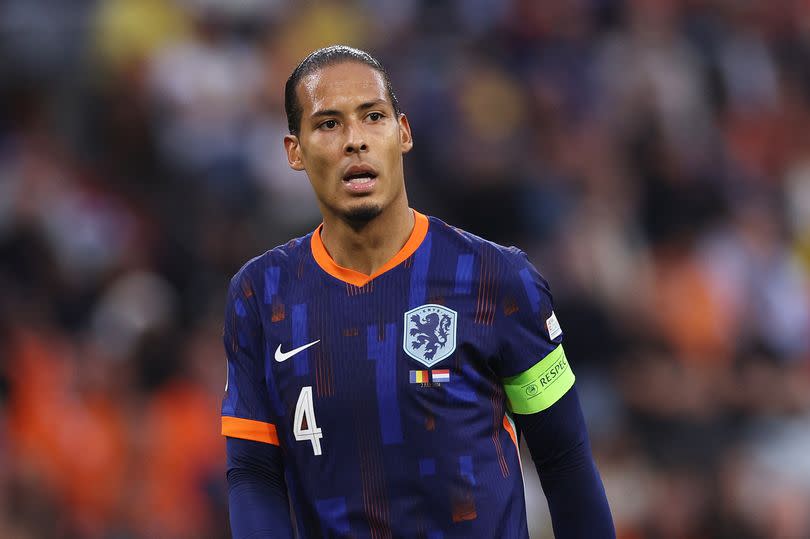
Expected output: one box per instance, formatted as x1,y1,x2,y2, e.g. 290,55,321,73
284,45,401,135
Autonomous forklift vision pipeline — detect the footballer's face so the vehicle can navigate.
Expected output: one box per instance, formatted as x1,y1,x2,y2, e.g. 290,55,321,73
284,62,413,225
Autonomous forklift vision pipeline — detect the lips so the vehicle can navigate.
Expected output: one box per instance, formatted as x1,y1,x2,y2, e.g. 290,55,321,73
342,164,378,185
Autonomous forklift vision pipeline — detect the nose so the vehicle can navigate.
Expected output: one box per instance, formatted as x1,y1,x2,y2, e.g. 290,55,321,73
343,123,368,155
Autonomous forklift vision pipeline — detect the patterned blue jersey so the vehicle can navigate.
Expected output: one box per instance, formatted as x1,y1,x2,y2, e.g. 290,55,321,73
222,211,574,538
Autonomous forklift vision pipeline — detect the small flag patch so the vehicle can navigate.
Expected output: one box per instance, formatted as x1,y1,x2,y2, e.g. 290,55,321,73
410,370,430,383
432,369,450,383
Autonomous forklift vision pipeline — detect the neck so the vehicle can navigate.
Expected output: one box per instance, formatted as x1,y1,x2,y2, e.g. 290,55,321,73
320,202,414,276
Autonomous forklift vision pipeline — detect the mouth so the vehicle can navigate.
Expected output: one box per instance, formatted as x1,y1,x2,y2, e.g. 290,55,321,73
342,166,378,193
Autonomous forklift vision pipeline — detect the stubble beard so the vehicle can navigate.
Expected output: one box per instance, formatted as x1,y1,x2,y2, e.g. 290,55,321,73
343,202,383,226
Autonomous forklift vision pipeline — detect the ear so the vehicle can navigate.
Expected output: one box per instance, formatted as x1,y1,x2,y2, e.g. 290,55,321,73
284,134,305,171
398,113,413,154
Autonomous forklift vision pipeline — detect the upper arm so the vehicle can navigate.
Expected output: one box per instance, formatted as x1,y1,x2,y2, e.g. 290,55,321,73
495,250,575,415
221,271,279,447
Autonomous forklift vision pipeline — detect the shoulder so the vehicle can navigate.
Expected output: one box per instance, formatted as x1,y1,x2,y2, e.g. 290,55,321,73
228,233,313,293
426,215,538,277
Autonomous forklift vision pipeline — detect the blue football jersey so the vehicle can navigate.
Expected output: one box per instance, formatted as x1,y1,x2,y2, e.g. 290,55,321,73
222,211,574,538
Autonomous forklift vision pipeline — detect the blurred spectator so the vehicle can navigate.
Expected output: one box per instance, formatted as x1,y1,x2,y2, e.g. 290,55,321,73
1,0,810,537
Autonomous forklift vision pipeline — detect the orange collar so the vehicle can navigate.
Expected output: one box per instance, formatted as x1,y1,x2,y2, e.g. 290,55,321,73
310,210,429,287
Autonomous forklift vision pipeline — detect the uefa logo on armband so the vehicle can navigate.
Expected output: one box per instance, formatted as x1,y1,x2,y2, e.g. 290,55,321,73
403,304,457,367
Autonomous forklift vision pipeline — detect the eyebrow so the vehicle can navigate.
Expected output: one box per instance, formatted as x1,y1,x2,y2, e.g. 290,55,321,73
310,99,390,120
356,99,388,111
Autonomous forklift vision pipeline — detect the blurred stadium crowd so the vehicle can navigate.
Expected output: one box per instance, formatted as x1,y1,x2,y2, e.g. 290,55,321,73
2,0,810,537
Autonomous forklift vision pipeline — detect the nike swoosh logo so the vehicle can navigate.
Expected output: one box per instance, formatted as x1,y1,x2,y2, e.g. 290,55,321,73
274,340,320,362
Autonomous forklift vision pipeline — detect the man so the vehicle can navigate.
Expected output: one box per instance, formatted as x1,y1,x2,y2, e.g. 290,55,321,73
223,45,615,538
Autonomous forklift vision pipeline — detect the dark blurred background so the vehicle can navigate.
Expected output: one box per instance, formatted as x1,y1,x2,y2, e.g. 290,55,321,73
2,0,810,538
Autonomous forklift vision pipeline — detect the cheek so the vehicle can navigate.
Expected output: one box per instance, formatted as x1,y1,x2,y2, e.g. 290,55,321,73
304,140,339,173
384,135,405,165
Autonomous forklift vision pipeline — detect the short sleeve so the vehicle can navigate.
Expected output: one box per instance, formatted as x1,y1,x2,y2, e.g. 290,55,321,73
221,271,279,446
496,250,575,415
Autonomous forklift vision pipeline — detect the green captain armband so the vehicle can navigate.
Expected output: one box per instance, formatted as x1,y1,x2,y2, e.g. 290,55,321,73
502,344,575,414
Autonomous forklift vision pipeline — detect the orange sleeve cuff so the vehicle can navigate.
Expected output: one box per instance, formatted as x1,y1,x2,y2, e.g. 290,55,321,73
222,416,279,446
503,415,518,450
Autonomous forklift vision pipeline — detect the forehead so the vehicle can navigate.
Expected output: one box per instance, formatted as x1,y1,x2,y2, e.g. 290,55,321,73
297,62,390,113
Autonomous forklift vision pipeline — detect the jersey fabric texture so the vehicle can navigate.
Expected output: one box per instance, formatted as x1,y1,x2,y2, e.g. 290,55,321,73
221,211,574,539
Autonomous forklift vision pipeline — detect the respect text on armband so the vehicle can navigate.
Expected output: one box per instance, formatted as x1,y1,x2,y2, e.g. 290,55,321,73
522,354,569,400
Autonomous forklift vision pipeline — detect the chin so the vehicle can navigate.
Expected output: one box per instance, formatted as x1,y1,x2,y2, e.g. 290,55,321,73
343,203,383,224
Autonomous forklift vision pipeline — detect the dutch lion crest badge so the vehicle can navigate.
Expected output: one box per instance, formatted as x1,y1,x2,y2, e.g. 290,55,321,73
403,304,457,367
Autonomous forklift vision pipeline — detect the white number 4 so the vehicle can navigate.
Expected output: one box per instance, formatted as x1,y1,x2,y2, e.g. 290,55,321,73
293,386,323,455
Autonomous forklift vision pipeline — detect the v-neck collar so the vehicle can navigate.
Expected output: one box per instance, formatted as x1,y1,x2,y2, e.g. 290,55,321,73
310,210,429,287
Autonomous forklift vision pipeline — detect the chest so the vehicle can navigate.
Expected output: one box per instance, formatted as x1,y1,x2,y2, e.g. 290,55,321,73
259,279,502,453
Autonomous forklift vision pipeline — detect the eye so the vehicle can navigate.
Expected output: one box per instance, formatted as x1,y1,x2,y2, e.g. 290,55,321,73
320,119,338,130
367,112,383,122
